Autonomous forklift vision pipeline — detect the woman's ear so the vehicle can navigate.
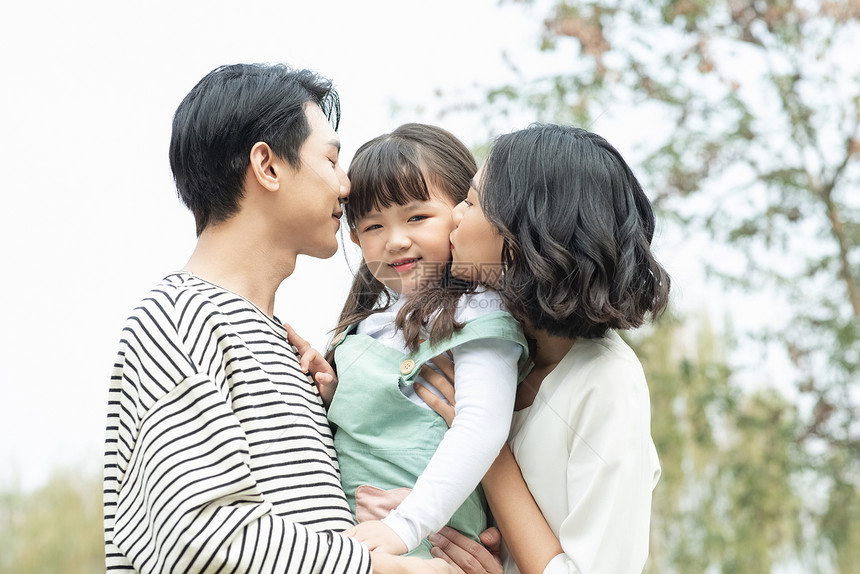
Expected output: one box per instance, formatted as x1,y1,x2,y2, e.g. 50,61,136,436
249,142,279,192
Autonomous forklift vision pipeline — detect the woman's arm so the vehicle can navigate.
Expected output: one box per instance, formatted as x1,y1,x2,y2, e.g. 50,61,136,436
482,446,564,573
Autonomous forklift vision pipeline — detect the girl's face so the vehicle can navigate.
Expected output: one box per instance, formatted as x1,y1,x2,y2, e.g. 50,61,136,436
450,169,505,287
351,185,457,296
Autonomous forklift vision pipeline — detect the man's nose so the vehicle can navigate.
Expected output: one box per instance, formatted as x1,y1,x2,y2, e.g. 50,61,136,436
338,171,351,201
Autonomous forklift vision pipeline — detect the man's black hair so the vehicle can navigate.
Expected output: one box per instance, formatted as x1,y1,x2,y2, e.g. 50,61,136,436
169,63,340,235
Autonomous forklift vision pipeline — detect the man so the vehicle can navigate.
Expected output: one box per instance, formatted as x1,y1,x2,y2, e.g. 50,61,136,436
104,63,451,573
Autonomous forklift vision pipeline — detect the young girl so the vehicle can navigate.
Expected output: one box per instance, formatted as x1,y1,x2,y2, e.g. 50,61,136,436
316,123,528,559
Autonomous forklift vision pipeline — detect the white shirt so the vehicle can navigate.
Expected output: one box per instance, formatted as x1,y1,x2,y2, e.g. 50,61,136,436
355,289,523,551
502,331,661,574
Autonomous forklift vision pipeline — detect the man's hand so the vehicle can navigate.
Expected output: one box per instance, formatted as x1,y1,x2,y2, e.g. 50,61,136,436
283,323,337,407
366,525,501,574
415,353,456,427
344,520,408,556
428,526,503,574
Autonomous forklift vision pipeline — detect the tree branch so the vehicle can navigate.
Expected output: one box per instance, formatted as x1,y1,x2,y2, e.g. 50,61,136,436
817,135,860,319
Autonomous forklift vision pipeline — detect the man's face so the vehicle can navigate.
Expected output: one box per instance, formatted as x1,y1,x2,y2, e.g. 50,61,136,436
276,104,350,259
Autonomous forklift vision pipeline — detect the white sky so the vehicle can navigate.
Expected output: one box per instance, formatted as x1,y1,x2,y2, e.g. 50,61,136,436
0,0,717,488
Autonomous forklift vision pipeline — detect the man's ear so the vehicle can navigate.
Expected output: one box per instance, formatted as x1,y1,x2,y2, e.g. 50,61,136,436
350,230,360,246
249,142,280,192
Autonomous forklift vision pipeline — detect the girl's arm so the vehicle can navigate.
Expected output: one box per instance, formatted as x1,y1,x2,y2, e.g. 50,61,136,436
351,337,522,554
415,370,563,574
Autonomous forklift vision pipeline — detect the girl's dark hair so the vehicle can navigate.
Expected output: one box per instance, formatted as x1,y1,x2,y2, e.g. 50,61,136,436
169,63,340,236
480,124,670,339
328,123,477,357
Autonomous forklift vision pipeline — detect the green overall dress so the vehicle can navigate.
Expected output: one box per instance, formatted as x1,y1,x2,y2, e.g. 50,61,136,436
328,310,528,558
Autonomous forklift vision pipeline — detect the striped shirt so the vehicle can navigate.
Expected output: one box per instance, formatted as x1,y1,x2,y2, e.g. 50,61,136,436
104,272,371,573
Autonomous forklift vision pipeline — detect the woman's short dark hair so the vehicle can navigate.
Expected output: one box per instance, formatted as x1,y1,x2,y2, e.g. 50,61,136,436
480,123,670,339
169,63,341,236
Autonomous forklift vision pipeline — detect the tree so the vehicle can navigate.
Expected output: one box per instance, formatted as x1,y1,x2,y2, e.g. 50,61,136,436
0,469,104,573
448,0,859,569
630,313,806,572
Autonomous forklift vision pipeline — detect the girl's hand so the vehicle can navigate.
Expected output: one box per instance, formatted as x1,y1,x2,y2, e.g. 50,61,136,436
428,526,503,574
415,353,456,427
344,520,408,556
283,323,337,407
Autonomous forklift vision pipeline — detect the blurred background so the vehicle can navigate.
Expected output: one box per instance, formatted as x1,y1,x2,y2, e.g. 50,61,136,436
1,0,857,572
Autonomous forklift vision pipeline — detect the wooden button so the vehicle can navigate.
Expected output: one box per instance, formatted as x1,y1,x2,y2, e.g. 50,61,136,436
330,331,345,346
399,359,416,375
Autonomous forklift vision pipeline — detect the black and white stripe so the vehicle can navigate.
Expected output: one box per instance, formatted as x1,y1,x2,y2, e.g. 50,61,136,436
104,273,371,573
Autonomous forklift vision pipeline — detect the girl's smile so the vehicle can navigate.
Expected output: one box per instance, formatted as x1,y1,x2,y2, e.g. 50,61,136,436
390,257,420,273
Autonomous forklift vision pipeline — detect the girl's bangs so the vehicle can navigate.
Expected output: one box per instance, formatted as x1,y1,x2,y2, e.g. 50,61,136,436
346,142,430,226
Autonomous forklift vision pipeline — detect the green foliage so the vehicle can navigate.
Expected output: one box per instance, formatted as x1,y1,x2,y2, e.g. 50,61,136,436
629,313,806,572
822,472,860,573
0,469,104,574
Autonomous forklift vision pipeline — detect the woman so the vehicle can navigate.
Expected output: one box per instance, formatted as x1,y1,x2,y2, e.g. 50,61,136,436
416,124,670,573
